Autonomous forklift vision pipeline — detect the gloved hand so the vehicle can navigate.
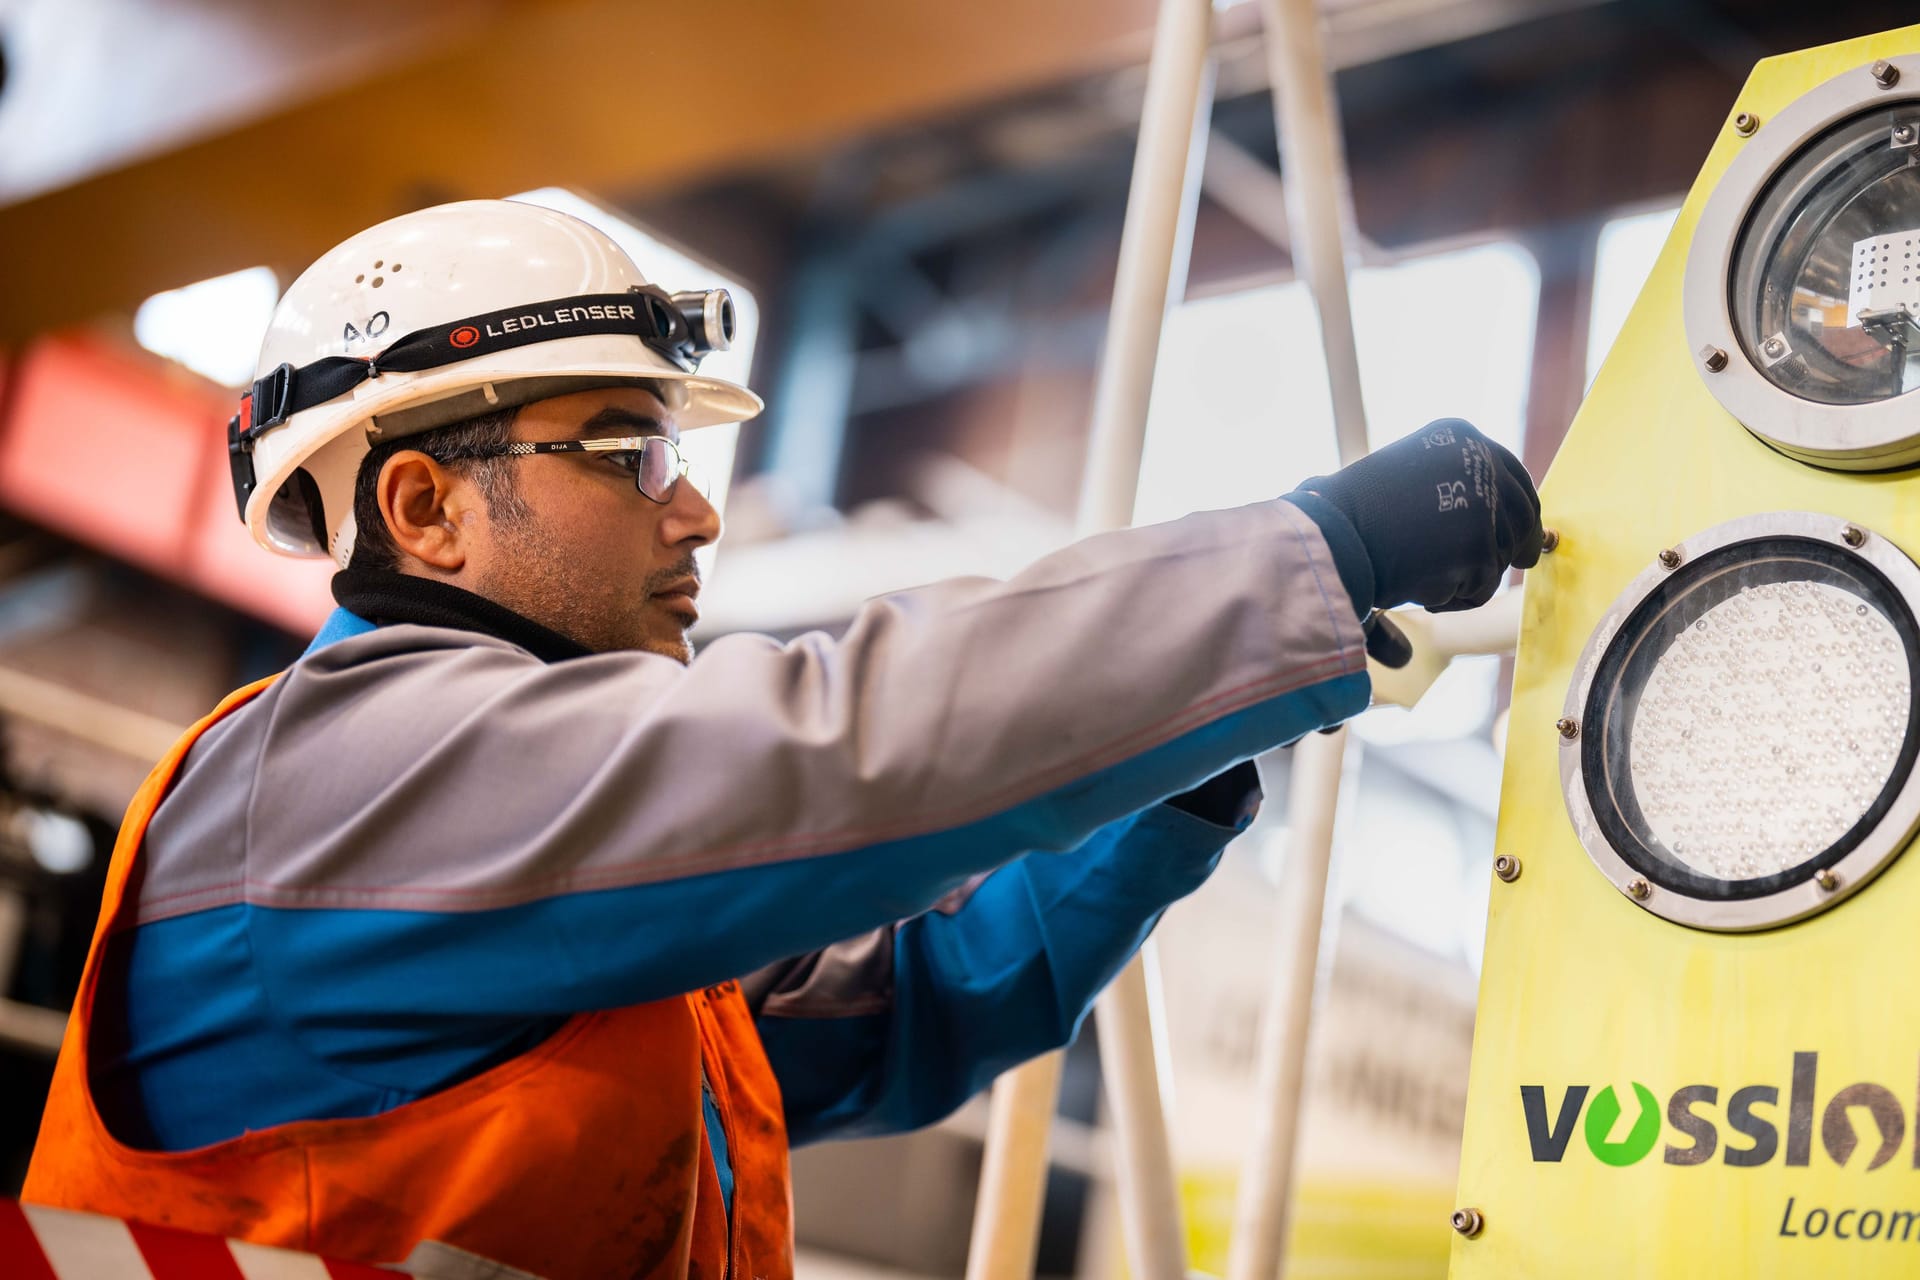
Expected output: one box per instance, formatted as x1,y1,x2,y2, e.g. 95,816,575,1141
1292,418,1544,614
1165,760,1262,828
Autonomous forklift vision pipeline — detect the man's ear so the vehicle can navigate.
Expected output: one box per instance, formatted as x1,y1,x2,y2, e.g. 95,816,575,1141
377,451,477,572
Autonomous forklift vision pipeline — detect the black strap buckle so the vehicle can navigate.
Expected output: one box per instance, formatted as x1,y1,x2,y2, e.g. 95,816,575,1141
226,362,296,521
227,410,258,520
248,361,297,433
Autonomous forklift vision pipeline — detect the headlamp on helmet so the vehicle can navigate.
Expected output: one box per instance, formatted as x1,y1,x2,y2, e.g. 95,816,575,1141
228,200,762,567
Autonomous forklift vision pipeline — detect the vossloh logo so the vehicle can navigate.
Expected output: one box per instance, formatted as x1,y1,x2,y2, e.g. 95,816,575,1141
1523,1052,1920,1245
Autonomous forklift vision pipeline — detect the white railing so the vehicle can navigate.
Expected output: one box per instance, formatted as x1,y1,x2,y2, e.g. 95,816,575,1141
960,0,1526,1276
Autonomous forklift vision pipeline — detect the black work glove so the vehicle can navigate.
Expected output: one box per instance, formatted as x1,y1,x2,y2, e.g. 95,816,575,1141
1165,760,1262,828
1293,418,1544,614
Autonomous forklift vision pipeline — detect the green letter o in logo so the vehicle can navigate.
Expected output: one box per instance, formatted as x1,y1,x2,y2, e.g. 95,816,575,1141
1583,1083,1661,1166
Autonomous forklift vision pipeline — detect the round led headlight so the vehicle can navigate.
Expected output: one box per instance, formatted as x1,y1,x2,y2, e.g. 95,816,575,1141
1686,57,1920,468
1561,513,1920,930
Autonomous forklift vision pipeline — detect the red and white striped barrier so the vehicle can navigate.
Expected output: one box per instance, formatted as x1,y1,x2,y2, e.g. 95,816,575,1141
0,1199,393,1279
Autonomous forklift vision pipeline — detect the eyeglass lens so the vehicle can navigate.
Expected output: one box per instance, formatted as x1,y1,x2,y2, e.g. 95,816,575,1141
638,437,682,502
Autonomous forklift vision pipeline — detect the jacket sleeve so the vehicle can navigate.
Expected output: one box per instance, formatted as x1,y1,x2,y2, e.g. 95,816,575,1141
749,768,1257,1146
136,498,1367,1090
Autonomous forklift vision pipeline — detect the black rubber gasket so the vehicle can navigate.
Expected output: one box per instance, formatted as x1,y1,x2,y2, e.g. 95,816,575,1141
1580,536,1920,902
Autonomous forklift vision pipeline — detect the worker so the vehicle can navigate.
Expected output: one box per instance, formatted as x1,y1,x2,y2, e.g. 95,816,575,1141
24,200,1542,1280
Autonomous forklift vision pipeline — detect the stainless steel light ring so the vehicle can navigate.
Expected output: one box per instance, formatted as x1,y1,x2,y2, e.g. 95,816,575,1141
1560,512,1920,931
1684,56,1920,469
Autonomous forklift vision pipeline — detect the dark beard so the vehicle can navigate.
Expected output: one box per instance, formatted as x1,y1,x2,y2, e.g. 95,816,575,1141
476,518,700,661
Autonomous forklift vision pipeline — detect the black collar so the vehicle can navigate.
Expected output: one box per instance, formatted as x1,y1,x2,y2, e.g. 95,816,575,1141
331,569,593,664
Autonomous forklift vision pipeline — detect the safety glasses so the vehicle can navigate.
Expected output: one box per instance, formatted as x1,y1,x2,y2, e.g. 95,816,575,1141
453,435,703,504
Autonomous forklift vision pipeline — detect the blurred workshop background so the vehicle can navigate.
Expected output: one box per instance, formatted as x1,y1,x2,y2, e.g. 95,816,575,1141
0,2,1908,1276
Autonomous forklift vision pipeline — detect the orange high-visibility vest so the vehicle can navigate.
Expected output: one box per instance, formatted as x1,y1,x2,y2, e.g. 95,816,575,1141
25,678,794,1280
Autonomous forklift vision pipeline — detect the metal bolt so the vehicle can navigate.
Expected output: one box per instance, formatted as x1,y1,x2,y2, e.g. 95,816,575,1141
1451,1207,1485,1239
1700,345,1730,373
1494,855,1522,883
1627,878,1652,901
1541,528,1561,554
1734,112,1759,137
1658,548,1682,570
1842,524,1867,548
1761,336,1786,359
1556,717,1579,740
1875,60,1901,90
1898,125,1919,147
1817,869,1840,893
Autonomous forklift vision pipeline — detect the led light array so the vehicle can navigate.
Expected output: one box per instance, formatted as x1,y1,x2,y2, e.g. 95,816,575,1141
1629,579,1910,881
1849,229,1920,324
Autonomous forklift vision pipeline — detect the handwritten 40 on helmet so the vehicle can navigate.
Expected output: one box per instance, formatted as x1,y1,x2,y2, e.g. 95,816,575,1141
229,198,763,566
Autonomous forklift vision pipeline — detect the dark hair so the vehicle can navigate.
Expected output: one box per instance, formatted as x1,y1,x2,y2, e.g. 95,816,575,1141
347,405,528,572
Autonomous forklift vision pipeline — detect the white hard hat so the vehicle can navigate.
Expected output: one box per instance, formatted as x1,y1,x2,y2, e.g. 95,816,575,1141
230,198,764,566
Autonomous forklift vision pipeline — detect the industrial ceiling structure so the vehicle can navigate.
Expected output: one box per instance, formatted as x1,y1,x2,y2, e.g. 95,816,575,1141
0,0,1831,337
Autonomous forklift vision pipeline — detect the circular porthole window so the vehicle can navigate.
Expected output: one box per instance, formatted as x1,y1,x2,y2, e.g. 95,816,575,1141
1686,57,1920,468
1560,513,1920,931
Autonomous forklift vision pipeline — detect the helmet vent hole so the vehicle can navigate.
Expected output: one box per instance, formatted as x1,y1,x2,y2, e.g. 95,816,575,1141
390,263,402,272
354,274,365,284
373,260,383,269
371,277,384,288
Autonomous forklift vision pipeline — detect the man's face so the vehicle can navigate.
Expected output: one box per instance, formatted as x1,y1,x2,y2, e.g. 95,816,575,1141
460,386,722,661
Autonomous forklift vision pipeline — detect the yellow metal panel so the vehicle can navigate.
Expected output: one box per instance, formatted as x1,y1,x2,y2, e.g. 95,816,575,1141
1452,23,1920,1277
